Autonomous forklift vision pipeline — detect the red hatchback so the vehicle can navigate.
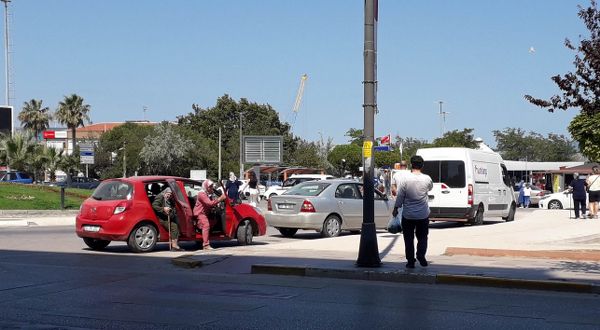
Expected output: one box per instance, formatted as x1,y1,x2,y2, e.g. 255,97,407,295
76,176,267,252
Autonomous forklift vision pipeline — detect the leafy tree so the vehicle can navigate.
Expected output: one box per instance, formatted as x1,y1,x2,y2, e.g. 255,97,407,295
394,136,430,161
43,146,64,182
140,123,192,175
524,1,600,161
431,128,478,148
55,94,91,152
0,132,37,171
179,95,295,175
18,99,51,141
493,128,578,161
94,123,154,179
345,128,364,146
327,144,362,176
287,139,322,169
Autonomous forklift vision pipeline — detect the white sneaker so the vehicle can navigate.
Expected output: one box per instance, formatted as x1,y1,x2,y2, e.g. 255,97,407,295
581,216,587,219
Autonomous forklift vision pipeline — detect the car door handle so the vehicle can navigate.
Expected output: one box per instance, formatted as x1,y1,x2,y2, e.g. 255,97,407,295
441,191,450,194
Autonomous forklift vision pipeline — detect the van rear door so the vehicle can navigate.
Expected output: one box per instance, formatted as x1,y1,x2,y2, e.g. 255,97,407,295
422,160,469,218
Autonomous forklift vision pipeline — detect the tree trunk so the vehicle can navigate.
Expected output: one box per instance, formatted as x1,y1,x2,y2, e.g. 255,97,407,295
71,126,76,154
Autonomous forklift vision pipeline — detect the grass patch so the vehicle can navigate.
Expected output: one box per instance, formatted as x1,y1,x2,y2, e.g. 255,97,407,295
0,183,93,210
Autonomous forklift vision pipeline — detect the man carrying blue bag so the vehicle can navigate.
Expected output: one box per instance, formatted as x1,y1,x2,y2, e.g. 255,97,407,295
392,155,433,269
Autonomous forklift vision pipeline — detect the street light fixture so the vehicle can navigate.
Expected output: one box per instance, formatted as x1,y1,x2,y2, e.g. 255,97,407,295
341,158,346,177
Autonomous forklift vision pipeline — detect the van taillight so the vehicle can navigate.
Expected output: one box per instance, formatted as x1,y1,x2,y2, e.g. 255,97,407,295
267,199,272,211
468,184,473,205
301,200,315,212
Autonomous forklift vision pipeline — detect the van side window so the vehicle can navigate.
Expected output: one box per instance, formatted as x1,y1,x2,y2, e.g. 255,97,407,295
422,160,465,188
422,161,440,183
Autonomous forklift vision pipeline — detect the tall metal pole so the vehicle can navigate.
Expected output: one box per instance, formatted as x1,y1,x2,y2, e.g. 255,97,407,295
239,112,243,179
356,0,381,268
2,0,11,136
218,126,222,182
438,101,443,137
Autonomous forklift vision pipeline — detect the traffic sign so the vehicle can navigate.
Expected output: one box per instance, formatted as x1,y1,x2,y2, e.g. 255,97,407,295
374,145,393,152
79,143,95,164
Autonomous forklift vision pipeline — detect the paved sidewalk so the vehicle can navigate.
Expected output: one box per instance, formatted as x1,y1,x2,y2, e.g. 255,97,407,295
0,211,76,227
175,209,600,293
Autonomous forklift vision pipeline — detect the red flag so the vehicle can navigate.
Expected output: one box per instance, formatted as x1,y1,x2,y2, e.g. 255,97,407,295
379,134,390,145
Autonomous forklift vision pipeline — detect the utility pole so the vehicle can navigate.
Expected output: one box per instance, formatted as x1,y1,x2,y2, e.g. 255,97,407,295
356,0,381,268
143,106,147,121
2,0,11,136
239,112,243,179
122,142,127,178
218,127,222,182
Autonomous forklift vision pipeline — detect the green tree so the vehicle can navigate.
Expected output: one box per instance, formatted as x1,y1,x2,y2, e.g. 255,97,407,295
43,146,64,182
394,136,430,161
140,123,192,175
345,128,363,146
431,128,478,148
287,139,322,168
493,128,578,161
55,94,91,152
524,1,600,161
327,144,362,176
18,99,51,141
0,132,37,171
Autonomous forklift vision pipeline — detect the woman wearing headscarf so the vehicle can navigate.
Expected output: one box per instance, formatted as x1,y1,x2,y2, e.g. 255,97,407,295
193,179,226,250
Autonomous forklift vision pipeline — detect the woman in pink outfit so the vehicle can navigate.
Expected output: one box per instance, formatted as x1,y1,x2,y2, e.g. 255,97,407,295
193,180,226,250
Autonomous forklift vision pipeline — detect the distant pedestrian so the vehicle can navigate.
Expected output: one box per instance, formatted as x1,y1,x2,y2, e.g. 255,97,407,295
392,155,433,269
391,161,409,197
225,172,242,203
241,171,260,207
517,180,525,207
569,172,587,219
523,183,532,208
586,166,600,219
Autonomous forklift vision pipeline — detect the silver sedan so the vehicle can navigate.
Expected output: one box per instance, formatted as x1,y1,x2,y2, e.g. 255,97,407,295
265,179,394,238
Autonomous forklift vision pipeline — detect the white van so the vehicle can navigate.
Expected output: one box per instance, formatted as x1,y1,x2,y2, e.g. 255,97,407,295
416,147,516,224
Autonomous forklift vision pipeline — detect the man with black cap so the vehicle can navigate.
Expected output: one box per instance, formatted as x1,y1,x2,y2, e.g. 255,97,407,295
152,187,183,251
392,155,433,269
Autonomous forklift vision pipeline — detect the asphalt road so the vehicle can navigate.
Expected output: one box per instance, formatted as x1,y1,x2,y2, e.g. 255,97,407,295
1,223,600,328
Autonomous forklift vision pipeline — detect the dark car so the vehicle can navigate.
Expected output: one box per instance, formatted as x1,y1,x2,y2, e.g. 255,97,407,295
58,176,100,190
75,176,267,252
0,171,33,184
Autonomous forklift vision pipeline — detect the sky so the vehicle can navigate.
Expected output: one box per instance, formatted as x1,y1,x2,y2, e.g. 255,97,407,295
2,0,590,147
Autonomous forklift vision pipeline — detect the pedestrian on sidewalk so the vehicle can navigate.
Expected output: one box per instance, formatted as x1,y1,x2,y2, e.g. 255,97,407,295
586,166,600,219
523,183,532,208
568,172,587,219
392,155,433,269
517,180,525,207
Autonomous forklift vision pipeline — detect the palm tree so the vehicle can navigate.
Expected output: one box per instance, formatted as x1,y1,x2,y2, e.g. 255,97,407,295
18,99,51,141
55,94,91,153
0,132,37,171
44,146,64,182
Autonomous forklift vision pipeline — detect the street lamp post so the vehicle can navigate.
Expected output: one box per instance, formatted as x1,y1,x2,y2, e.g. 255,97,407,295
356,0,381,268
341,158,346,177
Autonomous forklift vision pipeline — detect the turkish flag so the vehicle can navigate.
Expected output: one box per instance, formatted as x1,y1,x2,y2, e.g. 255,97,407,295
379,135,390,145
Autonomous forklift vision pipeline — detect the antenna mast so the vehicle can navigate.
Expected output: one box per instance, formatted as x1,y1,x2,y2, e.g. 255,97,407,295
290,74,308,130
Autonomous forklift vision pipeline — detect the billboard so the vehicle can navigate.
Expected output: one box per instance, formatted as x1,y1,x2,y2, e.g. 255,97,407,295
0,106,12,136
243,136,282,164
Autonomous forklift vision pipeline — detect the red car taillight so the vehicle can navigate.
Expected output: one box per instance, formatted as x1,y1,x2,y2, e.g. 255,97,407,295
267,198,272,211
114,201,131,215
467,184,473,206
301,200,315,213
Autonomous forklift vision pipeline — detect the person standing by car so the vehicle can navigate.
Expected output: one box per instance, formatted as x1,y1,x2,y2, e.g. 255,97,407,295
586,166,600,219
241,171,260,207
392,155,433,269
151,187,182,251
517,180,525,207
193,180,226,250
569,172,587,219
523,183,532,208
225,172,243,204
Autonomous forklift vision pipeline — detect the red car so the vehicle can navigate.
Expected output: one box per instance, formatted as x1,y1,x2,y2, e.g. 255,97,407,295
75,176,267,252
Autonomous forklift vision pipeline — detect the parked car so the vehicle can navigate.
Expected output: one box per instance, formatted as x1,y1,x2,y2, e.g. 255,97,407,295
266,179,392,238
538,191,587,209
513,185,550,206
57,176,100,190
0,171,33,184
76,176,267,252
263,174,335,200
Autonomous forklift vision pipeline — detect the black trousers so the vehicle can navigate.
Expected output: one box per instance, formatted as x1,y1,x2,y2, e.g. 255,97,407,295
573,198,587,218
401,217,429,262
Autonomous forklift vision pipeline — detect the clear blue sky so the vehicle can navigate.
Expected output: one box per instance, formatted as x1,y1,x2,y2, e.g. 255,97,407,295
3,0,588,147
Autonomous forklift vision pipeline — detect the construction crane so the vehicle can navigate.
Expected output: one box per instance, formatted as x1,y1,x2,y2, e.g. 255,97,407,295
290,74,308,131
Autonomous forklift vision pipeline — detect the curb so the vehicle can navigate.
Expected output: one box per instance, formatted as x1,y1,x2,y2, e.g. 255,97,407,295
0,210,80,218
445,247,600,261
250,264,599,294
171,255,231,269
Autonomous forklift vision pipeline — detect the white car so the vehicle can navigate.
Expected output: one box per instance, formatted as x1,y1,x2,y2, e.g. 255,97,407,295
264,174,335,199
539,191,588,209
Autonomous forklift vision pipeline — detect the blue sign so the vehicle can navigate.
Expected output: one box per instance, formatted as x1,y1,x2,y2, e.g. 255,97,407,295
374,145,392,152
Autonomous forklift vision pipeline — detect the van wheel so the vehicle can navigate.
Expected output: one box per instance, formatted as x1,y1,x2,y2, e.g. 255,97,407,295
83,238,110,250
502,203,516,222
471,206,484,225
322,215,342,238
278,228,298,238
237,220,254,245
128,223,158,253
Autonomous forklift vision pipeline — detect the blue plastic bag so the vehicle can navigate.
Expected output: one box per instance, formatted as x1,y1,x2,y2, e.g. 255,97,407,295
387,215,402,234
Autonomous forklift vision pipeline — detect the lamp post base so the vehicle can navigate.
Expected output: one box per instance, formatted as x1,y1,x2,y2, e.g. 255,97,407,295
356,222,381,267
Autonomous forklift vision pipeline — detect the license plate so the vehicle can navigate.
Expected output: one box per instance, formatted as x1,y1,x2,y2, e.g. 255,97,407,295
83,225,100,232
278,204,294,210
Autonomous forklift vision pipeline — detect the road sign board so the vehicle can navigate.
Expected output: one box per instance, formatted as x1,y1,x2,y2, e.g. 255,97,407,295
374,145,393,152
79,143,95,164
